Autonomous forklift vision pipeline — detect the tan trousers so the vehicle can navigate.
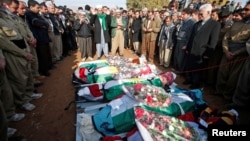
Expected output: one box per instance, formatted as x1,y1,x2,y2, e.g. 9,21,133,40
0,70,15,118
4,53,33,106
159,40,173,67
78,37,92,58
111,30,124,56
141,33,156,62
48,31,56,62
0,100,7,141
216,54,247,99
54,34,63,60
30,46,39,77
133,42,141,54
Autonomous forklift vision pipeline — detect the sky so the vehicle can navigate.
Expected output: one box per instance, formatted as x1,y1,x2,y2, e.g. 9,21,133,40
24,0,127,11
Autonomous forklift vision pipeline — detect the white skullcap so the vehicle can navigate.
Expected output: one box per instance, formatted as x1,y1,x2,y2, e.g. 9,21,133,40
96,4,102,9
115,9,121,13
142,7,148,11
79,11,86,15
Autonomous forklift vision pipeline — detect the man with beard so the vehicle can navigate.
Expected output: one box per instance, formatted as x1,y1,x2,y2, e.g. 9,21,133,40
216,1,250,102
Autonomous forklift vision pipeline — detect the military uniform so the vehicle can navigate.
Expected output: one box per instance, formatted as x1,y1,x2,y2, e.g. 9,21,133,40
0,49,7,141
216,20,250,100
0,11,32,106
231,38,250,107
17,15,40,79
0,48,15,119
0,100,7,141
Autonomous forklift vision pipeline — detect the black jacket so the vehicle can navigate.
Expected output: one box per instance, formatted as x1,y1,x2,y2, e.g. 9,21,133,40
73,19,92,38
131,17,142,42
25,10,50,44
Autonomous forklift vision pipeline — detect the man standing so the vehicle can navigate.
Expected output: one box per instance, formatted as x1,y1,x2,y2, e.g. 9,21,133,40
26,0,51,77
17,0,45,86
228,2,250,109
173,8,195,72
110,9,126,56
183,3,220,89
73,11,93,61
216,2,250,101
141,11,161,63
0,0,42,111
47,3,63,62
131,10,142,55
91,5,110,59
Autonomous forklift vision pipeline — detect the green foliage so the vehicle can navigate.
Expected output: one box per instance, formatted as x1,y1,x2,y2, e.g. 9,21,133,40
126,0,170,10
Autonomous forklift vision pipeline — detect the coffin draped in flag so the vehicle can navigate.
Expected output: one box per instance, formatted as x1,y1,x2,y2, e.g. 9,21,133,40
77,77,164,102
73,56,160,85
134,106,201,141
92,84,172,136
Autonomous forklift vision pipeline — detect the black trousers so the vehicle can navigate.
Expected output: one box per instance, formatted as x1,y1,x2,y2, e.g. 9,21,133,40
36,43,52,75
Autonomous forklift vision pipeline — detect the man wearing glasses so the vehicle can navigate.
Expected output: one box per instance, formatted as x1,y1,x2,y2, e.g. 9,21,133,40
183,3,220,89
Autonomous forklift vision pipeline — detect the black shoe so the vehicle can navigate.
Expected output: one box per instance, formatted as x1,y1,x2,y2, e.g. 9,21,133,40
8,136,26,141
189,84,201,89
49,65,56,70
182,80,192,85
34,82,43,87
43,72,51,77
225,103,246,110
56,58,62,62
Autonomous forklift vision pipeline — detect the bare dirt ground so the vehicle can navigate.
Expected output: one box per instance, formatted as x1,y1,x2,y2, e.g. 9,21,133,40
9,49,250,141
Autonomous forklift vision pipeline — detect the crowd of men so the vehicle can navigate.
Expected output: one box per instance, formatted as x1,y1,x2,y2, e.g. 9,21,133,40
0,0,250,140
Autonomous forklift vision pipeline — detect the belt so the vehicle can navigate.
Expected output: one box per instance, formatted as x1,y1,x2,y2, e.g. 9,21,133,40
11,39,26,49
228,42,245,52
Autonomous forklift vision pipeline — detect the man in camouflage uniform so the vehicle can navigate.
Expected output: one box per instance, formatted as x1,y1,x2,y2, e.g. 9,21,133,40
0,0,42,111
215,1,250,101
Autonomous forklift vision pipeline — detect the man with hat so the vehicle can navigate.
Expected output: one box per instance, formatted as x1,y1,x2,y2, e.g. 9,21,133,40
73,10,93,61
90,4,111,59
215,1,250,101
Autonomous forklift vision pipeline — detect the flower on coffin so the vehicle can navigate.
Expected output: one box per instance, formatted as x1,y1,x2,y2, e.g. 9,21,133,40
107,56,158,79
134,84,142,91
134,107,144,119
126,84,171,108
134,106,199,141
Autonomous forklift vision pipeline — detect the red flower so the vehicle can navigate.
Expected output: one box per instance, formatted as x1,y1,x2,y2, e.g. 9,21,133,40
135,107,145,119
146,95,153,103
158,125,164,132
134,84,142,91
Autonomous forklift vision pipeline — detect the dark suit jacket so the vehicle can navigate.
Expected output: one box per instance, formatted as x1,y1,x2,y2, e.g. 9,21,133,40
186,18,220,66
48,13,63,35
90,14,111,44
131,17,142,42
